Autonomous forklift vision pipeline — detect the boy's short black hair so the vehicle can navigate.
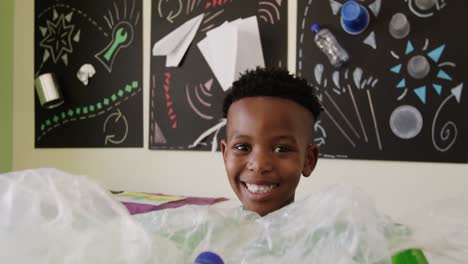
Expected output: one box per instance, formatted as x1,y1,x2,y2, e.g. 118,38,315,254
222,67,322,121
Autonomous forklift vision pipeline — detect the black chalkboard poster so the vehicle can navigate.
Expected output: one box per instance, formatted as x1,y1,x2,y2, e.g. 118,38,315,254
297,0,467,162
150,0,288,151
35,0,143,147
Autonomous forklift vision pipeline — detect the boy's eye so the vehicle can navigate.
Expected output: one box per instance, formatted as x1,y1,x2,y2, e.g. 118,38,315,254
234,144,251,152
273,146,290,153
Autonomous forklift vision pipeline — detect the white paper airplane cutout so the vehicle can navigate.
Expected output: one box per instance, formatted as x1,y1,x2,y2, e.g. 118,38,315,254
152,14,204,67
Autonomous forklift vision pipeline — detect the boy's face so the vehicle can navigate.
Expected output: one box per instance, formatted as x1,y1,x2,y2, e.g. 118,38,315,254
221,96,318,216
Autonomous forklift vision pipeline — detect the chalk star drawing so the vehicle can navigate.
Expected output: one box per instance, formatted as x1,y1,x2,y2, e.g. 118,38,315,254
39,11,80,66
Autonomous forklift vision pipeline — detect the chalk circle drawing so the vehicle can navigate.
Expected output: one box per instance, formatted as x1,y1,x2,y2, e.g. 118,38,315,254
95,21,134,73
257,0,283,24
158,0,183,23
405,0,447,18
39,11,81,66
390,105,423,139
314,120,327,146
103,108,128,145
432,83,463,152
186,79,215,120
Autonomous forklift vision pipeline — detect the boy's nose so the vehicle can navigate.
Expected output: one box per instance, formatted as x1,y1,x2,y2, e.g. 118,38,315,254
247,150,273,174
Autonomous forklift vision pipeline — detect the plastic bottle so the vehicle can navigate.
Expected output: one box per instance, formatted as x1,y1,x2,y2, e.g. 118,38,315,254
194,251,224,264
311,23,349,68
392,248,429,264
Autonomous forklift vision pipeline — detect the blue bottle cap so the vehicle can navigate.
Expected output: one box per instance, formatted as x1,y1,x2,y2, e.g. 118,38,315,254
194,251,224,264
340,0,369,35
311,23,321,33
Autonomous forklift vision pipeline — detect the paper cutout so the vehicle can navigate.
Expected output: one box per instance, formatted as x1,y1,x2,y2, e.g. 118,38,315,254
112,191,185,206
198,16,265,91
396,78,406,88
152,14,204,67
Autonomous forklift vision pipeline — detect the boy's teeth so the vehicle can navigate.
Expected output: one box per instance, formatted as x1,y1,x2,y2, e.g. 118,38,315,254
246,183,277,193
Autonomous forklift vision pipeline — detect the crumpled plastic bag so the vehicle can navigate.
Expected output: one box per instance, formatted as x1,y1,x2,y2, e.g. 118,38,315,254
387,194,468,264
135,184,394,263
1,168,467,264
0,168,152,264
135,185,468,264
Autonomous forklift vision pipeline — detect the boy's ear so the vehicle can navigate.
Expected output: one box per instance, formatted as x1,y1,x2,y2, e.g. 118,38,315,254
221,139,228,162
302,144,319,177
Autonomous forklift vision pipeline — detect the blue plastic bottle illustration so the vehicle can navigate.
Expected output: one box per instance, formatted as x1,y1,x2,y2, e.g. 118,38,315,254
194,251,224,264
311,23,349,68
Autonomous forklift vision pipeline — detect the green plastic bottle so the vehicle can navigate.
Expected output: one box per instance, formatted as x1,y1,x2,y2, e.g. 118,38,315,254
392,248,429,264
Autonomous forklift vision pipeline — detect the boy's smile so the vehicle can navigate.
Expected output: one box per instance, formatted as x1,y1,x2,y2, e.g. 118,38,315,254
222,96,318,216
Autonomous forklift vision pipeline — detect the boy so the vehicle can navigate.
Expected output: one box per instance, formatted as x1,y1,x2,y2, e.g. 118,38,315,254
221,67,323,216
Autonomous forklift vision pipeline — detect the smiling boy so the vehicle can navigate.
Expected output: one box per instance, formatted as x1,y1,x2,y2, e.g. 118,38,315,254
221,67,322,216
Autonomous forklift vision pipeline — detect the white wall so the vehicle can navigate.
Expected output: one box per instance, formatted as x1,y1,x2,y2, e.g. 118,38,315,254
13,0,467,217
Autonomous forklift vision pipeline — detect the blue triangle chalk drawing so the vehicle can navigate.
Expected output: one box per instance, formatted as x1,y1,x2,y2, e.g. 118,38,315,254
437,69,452,81
406,41,414,55
391,64,402,74
414,86,426,104
433,84,442,95
397,78,406,88
428,44,445,63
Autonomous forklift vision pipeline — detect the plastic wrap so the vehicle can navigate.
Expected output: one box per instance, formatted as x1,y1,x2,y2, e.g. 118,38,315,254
1,168,467,264
0,168,152,264
135,185,394,263
135,185,468,264
388,194,468,264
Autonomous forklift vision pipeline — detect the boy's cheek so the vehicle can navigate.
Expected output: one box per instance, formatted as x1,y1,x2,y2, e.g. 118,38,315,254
224,160,238,174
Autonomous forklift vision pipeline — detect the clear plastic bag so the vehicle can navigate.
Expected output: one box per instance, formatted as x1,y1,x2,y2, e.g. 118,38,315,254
387,194,468,264
0,168,152,264
135,185,468,264
2,169,467,264
135,185,394,263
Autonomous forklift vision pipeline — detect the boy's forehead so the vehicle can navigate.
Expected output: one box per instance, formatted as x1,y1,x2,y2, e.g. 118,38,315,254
226,96,313,136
